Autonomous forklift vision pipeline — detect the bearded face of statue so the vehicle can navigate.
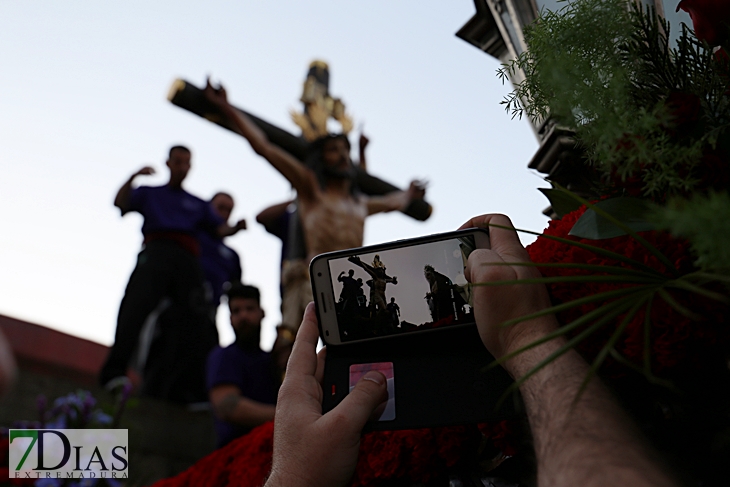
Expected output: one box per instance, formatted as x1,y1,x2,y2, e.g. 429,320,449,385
322,137,353,178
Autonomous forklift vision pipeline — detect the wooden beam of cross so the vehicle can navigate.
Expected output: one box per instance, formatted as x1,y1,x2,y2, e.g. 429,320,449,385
167,79,432,222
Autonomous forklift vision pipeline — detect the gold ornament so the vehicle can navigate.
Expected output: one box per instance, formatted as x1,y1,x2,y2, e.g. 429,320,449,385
290,60,354,141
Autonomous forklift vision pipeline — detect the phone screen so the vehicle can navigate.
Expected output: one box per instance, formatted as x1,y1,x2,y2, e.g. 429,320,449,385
326,235,476,343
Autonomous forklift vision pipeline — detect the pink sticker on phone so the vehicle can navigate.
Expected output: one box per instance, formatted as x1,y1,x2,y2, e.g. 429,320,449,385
349,362,395,421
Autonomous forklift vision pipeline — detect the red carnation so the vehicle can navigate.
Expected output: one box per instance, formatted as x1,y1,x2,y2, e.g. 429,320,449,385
677,0,730,47
526,205,729,378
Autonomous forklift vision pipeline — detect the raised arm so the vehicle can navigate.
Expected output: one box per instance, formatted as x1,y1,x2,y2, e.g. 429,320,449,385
114,166,154,215
204,80,319,202
460,214,679,487
217,218,247,239
357,133,369,171
366,180,425,216
209,384,275,427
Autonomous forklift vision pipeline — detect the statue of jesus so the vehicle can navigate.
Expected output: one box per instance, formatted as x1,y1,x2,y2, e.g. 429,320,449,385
204,80,425,333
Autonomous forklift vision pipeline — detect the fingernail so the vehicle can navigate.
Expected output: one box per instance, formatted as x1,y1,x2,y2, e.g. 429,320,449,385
361,371,385,386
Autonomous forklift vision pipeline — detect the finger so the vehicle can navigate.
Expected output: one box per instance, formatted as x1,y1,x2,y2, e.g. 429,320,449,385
464,248,509,284
458,214,528,262
315,347,327,384
323,371,388,433
286,303,320,377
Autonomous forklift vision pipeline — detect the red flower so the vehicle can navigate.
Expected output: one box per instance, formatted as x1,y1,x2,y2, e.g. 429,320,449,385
677,0,730,47
526,205,729,378
153,421,275,487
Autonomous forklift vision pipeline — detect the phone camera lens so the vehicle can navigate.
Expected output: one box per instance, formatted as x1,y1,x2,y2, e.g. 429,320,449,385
317,272,322,277
325,330,329,336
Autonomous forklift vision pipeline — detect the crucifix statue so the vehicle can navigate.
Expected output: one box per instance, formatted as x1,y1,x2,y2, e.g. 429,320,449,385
168,61,432,336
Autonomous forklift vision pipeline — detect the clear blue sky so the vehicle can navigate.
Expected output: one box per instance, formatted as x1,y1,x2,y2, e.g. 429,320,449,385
0,1,547,348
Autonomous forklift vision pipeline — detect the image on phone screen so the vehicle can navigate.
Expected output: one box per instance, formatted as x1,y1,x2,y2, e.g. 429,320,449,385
327,235,476,343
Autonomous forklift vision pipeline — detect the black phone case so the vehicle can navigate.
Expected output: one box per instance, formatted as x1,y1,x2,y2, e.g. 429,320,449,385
321,321,520,431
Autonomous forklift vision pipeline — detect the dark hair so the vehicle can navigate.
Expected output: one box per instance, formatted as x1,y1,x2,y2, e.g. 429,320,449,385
226,282,261,305
304,134,358,194
169,145,191,158
210,191,234,203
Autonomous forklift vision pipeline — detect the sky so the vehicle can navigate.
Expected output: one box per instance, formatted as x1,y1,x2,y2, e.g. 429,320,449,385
0,1,550,349
328,237,474,327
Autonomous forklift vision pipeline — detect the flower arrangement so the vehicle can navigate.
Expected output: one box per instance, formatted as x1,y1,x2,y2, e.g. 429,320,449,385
489,0,730,483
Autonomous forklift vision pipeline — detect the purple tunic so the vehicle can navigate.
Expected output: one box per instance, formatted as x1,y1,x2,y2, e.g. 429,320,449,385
198,232,242,306
129,185,223,237
206,343,279,447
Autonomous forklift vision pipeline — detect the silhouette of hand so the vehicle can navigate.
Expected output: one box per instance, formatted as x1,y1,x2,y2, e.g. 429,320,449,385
204,77,229,107
359,133,370,151
407,180,426,201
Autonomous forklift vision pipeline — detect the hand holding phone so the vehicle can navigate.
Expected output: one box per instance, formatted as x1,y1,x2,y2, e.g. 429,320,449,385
310,228,517,431
459,214,557,363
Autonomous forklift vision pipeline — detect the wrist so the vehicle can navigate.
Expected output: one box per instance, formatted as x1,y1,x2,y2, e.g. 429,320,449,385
500,316,563,378
218,102,235,115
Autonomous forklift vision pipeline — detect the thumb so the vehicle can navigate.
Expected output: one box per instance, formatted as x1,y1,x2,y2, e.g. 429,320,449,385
327,371,388,433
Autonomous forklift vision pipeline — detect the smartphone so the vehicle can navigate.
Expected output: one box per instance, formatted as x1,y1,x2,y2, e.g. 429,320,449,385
310,228,518,431
310,228,490,346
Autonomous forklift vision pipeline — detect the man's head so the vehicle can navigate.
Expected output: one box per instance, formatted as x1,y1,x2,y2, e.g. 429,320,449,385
305,134,357,190
321,135,351,172
373,255,384,268
348,269,354,277
211,192,235,222
226,283,265,344
166,145,191,188
424,265,435,283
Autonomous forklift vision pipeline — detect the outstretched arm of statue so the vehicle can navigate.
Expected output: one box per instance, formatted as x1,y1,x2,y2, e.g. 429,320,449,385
203,79,319,202
366,180,426,216
460,214,679,487
209,384,276,427
348,256,376,278
114,166,155,215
